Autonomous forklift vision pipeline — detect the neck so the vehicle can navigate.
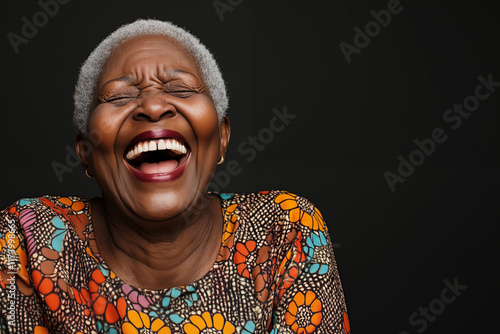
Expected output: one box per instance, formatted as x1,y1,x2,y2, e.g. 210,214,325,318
91,193,223,289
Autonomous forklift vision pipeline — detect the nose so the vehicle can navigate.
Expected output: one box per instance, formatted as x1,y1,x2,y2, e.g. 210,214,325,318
133,93,176,122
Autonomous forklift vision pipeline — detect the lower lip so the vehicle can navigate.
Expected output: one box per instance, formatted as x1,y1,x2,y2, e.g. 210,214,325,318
125,154,190,183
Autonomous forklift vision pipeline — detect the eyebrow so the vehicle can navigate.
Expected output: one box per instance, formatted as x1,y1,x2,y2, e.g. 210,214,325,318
99,69,199,91
99,76,133,91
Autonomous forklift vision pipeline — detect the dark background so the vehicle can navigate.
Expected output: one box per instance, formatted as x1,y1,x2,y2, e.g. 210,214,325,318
1,0,498,333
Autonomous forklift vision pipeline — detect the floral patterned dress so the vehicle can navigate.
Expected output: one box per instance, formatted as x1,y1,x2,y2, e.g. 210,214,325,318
0,190,350,333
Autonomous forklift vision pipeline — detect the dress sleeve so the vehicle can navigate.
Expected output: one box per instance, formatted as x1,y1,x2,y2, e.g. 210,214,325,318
0,203,49,333
270,192,350,333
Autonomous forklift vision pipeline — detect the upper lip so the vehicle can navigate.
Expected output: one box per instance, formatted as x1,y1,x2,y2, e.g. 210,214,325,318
124,129,190,159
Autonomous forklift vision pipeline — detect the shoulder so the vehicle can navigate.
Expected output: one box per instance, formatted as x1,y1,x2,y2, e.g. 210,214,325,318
2,195,90,214
221,190,326,231
1,197,49,230
221,189,317,205
1,195,91,235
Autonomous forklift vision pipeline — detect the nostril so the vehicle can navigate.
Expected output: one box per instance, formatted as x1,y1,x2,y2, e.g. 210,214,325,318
133,110,175,122
134,112,153,121
133,100,177,121
160,110,175,118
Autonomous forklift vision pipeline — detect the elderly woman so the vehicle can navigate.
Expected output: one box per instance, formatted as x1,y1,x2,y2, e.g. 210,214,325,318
0,19,349,333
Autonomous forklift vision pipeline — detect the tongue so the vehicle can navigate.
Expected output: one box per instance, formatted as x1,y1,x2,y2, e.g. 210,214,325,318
138,160,178,174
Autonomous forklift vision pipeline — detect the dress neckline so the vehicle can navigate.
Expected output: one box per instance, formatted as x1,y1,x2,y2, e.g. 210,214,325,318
84,192,230,294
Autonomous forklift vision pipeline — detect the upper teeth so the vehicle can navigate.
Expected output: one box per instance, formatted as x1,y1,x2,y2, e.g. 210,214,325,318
126,138,187,161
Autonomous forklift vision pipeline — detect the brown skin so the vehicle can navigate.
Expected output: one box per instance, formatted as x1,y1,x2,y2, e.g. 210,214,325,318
75,35,231,290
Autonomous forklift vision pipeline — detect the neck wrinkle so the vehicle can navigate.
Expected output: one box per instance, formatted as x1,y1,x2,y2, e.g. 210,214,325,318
94,194,224,277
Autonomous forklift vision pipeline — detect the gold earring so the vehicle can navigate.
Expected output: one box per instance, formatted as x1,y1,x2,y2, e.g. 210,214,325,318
217,156,225,165
85,168,94,179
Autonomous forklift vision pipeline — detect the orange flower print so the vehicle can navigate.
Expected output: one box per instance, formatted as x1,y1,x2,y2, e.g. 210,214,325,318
72,269,121,323
122,310,171,334
251,242,277,302
57,197,85,212
184,312,236,334
218,204,239,261
285,291,323,333
234,240,257,278
32,269,60,312
275,192,325,231
93,274,121,323
234,231,277,302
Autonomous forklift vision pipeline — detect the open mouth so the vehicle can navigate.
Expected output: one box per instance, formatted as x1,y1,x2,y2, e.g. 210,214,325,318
125,138,189,174
123,130,191,181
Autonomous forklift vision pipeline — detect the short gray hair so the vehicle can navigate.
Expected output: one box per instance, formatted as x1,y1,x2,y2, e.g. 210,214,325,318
73,19,228,134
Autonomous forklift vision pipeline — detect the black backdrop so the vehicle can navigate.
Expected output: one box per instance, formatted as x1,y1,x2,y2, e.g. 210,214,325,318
1,0,499,333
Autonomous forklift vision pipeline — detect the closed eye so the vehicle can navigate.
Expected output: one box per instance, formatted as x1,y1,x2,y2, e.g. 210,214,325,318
97,95,136,105
164,80,204,98
168,90,197,98
108,96,134,102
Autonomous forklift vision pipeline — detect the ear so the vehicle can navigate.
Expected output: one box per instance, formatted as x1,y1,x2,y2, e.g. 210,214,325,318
75,134,92,171
219,116,231,158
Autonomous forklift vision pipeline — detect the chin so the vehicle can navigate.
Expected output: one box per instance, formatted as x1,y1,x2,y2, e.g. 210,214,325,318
124,190,195,221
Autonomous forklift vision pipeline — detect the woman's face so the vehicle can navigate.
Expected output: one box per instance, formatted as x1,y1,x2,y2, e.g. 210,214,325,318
77,35,230,220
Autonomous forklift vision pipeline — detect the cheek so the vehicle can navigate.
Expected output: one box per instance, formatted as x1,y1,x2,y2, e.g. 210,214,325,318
187,98,221,148
87,106,126,163
182,98,221,189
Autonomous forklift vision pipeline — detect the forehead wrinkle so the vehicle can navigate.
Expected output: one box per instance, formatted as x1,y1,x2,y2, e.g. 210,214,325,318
139,68,202,89
131,65,171,90
131,62,188,81
101,57,203,93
